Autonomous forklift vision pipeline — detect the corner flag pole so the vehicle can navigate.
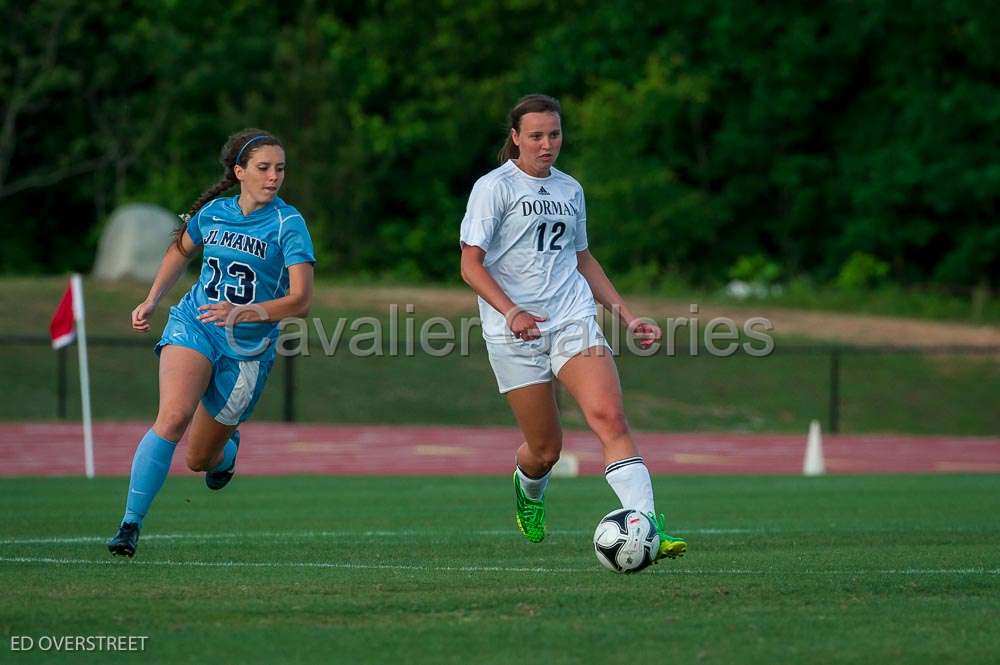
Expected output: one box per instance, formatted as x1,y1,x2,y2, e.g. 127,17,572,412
71,274,95,479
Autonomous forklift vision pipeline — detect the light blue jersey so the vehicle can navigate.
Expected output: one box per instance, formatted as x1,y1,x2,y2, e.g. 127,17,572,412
169,195,315,361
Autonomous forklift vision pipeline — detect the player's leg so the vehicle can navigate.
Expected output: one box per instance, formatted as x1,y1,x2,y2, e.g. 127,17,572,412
486,334,561,543
186,404,239,488
509,381,564,477
555,347,651,504
109,345,212,557
189,355,273,490
506,381,563,543
185,404,237,472
555,328,686,559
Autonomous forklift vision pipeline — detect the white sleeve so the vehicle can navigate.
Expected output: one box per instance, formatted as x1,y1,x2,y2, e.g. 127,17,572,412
574,188,589,251
460,178,506,251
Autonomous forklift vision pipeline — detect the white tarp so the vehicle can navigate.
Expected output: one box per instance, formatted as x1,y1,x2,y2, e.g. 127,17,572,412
92,203,177,281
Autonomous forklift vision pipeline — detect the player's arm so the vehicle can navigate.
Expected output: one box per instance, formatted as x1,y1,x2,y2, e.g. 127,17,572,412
460,244,545,340
576,249,660,348
198,262,313,326
131,231,200,333
575,249,636,321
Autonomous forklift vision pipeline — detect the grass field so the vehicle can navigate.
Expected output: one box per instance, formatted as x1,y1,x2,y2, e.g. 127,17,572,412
2,475,999,663
1,278,998,434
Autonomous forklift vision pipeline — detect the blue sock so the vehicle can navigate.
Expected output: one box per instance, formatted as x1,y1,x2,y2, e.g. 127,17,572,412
122,429,177,527
207,434,238,474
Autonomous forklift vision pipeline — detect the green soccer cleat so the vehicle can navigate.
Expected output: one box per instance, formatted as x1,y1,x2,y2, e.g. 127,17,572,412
647,512,687,561
513,471,546,543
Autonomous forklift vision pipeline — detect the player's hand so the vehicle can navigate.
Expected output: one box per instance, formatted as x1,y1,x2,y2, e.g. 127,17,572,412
197,302,266,327
131,301,156,333
197,302,238,327
628,319,662,349
508,310,546,341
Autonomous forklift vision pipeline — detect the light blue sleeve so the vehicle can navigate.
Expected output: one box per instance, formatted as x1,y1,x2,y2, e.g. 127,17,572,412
279,212,316,267
187,207,206,246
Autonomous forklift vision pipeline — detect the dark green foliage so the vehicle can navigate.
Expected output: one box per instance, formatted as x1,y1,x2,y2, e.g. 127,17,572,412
1,1,997,290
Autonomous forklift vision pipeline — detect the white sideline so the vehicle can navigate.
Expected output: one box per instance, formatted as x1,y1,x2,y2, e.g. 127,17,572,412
0,556,584,574
0,527,754,545
0,556,997,576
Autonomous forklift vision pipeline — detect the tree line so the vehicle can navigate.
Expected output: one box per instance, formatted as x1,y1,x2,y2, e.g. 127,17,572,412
2,0,996,292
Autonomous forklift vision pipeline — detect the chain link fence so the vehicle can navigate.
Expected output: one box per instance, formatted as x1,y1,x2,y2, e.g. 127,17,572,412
1,335,997,435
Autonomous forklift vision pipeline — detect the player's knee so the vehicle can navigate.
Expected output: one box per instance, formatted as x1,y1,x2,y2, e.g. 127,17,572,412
539,449,561,469
153,410,192,443
524,438,562,471
185,450,214,472
533,444,561,470
585,405,629,438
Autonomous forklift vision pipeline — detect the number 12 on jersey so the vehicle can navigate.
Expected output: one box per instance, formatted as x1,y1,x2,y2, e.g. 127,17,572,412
535,221,566,251
205,257,257,304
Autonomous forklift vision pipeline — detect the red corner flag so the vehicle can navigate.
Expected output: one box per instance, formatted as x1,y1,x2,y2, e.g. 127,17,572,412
50,278,77,349
48,274,95,478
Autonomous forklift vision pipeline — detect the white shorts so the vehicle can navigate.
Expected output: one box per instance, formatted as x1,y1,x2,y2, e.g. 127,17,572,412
485,315,611,393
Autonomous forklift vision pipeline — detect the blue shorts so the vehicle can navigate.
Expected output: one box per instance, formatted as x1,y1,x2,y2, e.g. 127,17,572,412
155,306,274,426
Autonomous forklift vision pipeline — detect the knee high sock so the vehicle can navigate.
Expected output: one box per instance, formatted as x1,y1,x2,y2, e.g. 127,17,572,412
604,456,655,514
122,429,177,526
207,432,239,473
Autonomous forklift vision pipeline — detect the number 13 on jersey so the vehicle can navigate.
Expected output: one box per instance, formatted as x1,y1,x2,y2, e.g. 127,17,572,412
205,257,257,304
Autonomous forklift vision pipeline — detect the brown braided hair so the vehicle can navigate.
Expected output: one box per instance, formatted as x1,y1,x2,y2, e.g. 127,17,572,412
173,128,283,254
497,94,561,164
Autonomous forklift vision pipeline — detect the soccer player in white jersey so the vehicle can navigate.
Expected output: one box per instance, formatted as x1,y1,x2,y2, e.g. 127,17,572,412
106,129,315,557
459,95,686,560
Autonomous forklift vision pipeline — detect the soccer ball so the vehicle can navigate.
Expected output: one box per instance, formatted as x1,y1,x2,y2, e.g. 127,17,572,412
593,508,660,574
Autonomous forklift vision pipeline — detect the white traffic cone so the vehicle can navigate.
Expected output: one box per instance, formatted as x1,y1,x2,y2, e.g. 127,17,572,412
803,419,826,476
551,451,579,478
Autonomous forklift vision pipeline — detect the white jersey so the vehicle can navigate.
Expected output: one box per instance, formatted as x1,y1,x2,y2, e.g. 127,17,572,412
460,160,597,339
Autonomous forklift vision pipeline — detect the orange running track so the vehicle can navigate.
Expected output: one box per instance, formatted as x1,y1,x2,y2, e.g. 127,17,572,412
1,423,999,476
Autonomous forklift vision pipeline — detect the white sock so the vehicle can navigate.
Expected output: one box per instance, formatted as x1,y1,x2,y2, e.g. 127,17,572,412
605,457,655,514
516,466,551,500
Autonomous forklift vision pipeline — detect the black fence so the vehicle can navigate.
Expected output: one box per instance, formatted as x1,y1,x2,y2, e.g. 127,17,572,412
0,334,997,435
775,344,999,433
0,334,299,422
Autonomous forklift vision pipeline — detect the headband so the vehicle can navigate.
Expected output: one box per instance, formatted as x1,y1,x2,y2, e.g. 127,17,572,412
235,135,269,164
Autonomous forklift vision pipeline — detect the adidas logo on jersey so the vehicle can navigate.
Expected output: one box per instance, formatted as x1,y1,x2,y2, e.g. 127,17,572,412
538,186,550,196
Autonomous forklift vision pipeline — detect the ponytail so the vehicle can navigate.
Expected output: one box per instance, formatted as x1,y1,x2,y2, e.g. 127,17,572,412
497,135,519,163
173,175,237,255
172,127,283,256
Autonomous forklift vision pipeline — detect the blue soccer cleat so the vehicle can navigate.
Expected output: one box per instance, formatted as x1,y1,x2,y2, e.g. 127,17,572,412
107,522,140,558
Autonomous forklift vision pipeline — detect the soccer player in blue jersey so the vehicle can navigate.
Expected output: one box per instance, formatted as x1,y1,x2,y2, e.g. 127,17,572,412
107,129,315,557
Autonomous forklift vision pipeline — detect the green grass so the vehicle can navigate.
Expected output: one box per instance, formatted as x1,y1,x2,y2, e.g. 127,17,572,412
1,475,999,663
606,270,1000,324
1,277,997,434
769,281,1000,324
